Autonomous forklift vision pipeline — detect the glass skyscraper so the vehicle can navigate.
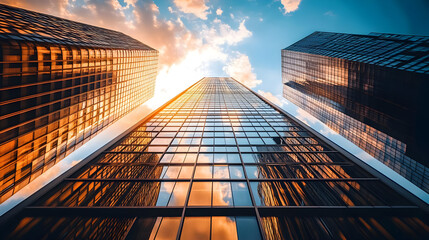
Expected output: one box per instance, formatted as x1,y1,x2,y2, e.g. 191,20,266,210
0,4,158,203
1,77,427,239
282,31,429,192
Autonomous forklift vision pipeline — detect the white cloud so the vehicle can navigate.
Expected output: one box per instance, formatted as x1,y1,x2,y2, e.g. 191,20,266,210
295,108,318,125
324,10,335,17
124,0,138,7
148,44,227,108
223,53,262,88
203,20,252,46
230,13,234,19
0,0,266,202
259,17,263,22
216,8,223,15
257,90,286,107
5,0,261,116
173,0,210,19
320,125,338,136
280,0,301,14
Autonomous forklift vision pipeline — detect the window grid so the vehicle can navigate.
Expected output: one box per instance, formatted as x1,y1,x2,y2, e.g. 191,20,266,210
1,77,428,240
0,4,158,203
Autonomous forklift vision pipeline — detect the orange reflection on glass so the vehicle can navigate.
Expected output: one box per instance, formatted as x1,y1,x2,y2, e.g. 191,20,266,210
188,182,212,206
168,182,190,206
213,182,233,206
180,217,210,240
194,166,212,179
178,166,194,179
184,153,197,163
212,217,239,240
150,217,181,240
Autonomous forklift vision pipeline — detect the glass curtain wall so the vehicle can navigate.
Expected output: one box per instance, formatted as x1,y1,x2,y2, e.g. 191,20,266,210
0,4,158,203
1,77,428,240
282,31,429,192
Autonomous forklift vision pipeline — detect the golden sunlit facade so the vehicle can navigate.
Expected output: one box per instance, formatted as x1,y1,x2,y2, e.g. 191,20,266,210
0,4,158,203
1,77,428,239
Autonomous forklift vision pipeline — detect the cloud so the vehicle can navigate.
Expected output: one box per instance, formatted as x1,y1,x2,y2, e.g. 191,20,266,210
257,90,286,107
224,53,262,88
216,8,222,15
1,0,261,108
203,20,252,46
324,10,335,17
0,0,71,16
295,108,318,125
147,42,228,108
124,0,138,7
173,0,210,19
320,125,338,136
280,0,301,14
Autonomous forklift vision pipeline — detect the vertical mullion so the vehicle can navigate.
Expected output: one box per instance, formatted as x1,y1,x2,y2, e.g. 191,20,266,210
226,83,267,240
175,84,204,240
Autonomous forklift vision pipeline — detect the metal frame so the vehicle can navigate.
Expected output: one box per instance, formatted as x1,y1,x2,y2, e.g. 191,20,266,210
237,77,429,211
1,77,428,240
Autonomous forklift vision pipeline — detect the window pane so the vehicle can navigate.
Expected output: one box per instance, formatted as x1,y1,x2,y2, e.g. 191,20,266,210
227,154,241,163
168,182,189,206
198,153,213,163
213,182,233,206
213,166,229,179
180,217,210,240
156,182,174,206
153,217,181,240
236,217,261,240
231,182,252,206
195,166,212,179
212,216,239,240
178,166,194,179
229,166,244,179
188,182,212,206
214,154,227,163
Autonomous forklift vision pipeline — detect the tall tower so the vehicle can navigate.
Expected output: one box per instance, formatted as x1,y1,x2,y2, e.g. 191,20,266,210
1,78,427,239
0,4,158,202
282,31,429,192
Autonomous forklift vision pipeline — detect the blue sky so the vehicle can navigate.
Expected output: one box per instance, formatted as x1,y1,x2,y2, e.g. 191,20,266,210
5,0,428,104
151,0,429,105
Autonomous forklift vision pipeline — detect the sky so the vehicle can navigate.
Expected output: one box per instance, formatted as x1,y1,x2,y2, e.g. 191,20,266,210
2,0,429,108
1,0,429,213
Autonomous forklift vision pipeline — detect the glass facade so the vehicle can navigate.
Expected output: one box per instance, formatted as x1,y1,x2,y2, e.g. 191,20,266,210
1,77,427,239
282,31,429,192
0,4,158,203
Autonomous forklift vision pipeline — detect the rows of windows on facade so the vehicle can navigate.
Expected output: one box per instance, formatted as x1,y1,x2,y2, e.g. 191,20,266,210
0,77,428,239
282,31,429,192
0,3,428,240
0,3,158,203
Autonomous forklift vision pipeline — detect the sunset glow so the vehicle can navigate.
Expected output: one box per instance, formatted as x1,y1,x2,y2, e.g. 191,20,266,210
1,1,429,239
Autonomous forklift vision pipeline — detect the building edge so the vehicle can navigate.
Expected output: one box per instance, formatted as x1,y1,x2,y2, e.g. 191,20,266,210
0,78,205,225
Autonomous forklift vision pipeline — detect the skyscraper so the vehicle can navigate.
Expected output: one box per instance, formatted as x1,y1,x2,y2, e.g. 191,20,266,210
1,77,427,239
282,31,429,192
0,4,158,203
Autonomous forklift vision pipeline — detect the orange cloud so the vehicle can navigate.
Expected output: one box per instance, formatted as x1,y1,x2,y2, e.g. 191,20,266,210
280,0,301,14
1,0,262,113
173,0,210,19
